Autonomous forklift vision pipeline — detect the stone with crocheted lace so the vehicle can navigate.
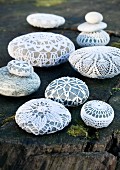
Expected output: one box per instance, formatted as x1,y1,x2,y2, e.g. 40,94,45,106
15,98,71,135
45,77,89,107
7,60,34,77
8,32,75,67
26,13,65,28
76,30,110,47
0,61,40,96
69,46,120,79
80,100,114,128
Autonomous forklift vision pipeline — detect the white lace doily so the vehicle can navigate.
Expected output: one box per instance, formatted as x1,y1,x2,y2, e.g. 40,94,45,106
15,98,71,135
76,30,110,47
80,100,114,128
8,32,75,67
45,77,89,107
26,13,65,28
69,46,120,79
7,60,33,77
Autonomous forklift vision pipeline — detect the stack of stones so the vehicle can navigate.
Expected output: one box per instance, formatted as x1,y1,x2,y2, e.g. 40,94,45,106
76,12,110,47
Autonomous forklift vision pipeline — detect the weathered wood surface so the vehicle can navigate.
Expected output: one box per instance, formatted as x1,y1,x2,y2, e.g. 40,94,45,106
0,0,120,169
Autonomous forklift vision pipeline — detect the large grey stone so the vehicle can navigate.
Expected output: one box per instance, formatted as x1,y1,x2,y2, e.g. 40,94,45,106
0,66,40,97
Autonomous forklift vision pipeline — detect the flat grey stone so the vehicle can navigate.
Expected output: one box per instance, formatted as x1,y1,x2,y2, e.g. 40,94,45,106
26,13,65,28
0,66,41,97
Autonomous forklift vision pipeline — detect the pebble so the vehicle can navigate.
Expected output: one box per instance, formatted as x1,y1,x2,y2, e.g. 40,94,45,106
26,13,65,28
7,60,34,77
69,46,120,79
77,22,107,32
85,12,103,24
0,63,40,97
15,98,71,135
80,100,114,128
45,77,89,107
76,30,110,47
8,32,75,67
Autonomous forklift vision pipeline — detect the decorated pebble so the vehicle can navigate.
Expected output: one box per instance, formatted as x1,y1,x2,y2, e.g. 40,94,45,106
8,32,75,67
0,61,40,97
26,13,65,28
45,77,89,107
85,12,103,24
77,22,107,32
80,100,114,128
76,30,110,47
15,98,71,135
7,60,33,77
69,46,120,79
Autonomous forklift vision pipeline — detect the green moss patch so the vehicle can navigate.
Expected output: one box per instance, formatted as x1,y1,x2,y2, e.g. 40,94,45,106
111,41,120,48
35,0,67,7
67,124,88,138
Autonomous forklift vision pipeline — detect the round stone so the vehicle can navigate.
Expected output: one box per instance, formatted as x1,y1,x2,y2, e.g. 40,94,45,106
85,12,103,24
8,32,75,67
69,46,120,79
77,22,107,32
26,13,65,28
7,60,34,77
15,98,71,135
0,66,40,96
76,30,110,47
80,100,114,128
45,77,89,107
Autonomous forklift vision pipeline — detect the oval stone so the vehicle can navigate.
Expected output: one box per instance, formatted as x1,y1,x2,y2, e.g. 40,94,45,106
80,100,114,128
85,12,103,24
8,32,75,67
76,30,110,47
7,60,34,77
26,13,65,28
15,98,71,135
69,46,120,79
0,66,40,96
45,77,89,107
77,22,107,32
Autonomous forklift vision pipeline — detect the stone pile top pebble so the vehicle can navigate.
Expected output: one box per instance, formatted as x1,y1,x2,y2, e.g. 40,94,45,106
77,11,107,32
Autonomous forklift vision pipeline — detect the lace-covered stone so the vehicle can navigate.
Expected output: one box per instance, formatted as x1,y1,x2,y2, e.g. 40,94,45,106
45,77,89,107
76,30,110,47
15,98,71,135
7,60,33,77
8,32,75,67
77,22,107,32
0,66,40,97
26,13,65,28
69,46,120,79
85,12,103,24
80,100,114,128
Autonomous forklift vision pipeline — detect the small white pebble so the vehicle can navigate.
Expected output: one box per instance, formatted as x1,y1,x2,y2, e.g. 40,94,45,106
85,12,103,24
